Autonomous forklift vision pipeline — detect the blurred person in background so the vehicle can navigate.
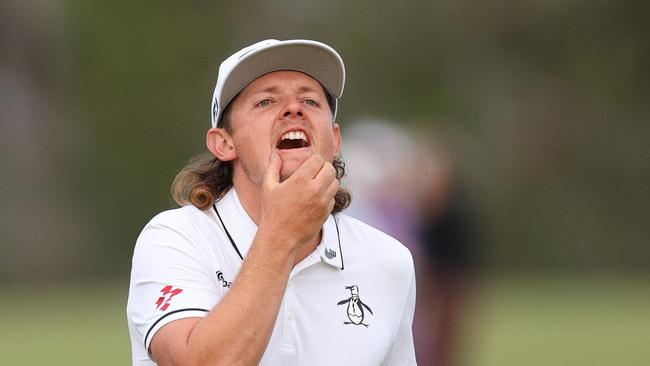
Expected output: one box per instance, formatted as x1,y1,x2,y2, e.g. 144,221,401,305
416,148,477,366
344,121,477,366
126,39,417,366
343,120,423,251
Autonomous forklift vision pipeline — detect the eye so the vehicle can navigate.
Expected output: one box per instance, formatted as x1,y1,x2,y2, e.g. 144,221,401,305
256,99,271,107
303,99,319,107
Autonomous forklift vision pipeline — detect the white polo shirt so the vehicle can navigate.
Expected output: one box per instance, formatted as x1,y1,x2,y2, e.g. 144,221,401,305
127,188,416,365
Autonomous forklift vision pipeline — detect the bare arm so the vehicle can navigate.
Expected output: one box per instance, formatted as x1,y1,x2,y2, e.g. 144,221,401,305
150,153,338,366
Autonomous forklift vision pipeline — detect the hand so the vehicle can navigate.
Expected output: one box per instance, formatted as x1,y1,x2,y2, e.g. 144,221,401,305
259,153,339,251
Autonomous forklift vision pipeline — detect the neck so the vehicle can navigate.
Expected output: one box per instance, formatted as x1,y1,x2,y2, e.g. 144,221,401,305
293,231,322,265
231,168,263,224
232,174,322,266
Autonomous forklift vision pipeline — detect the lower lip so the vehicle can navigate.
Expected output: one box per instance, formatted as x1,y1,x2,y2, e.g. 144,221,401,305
275,146,311,153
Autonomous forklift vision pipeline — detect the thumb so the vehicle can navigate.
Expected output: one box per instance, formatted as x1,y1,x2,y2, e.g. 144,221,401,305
264,153,282,189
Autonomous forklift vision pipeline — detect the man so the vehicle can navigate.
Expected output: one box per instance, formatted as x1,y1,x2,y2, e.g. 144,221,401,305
127,39,416,366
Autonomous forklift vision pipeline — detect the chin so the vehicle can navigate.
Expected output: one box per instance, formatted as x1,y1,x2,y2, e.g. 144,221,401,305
279,167,298,182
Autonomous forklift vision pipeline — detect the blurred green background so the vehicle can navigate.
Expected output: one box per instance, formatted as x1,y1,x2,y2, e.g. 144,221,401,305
1,0,648,365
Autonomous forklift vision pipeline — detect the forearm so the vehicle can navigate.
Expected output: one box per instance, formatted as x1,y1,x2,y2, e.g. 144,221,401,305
184,229,297,366
152,155,336,365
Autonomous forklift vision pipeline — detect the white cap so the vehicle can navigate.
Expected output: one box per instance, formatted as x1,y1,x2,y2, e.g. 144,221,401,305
210,39,346,127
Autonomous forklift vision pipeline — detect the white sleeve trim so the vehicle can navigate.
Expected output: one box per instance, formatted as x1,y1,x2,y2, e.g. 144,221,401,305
144,308,210,351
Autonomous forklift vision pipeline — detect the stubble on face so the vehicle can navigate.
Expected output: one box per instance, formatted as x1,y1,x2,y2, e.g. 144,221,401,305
227,71,341,186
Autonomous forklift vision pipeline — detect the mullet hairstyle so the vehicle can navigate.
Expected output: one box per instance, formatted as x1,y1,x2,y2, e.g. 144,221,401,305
171,101,352,213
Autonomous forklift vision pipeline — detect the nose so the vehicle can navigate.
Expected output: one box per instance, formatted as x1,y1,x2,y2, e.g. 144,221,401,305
281,99,304,119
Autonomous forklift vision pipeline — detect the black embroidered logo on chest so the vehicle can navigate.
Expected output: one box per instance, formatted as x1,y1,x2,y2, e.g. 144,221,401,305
216,270,232,288
337,285,373,327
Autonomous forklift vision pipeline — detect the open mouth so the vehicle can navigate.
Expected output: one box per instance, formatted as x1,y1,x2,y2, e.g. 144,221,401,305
276,130,310,150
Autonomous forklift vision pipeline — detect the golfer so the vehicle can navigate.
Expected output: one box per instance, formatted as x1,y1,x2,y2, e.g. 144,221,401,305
127,39,416,366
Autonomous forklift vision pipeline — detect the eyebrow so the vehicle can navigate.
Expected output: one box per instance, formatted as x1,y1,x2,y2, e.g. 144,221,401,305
251,85,320,95
255,86,280,94
296,85,319,94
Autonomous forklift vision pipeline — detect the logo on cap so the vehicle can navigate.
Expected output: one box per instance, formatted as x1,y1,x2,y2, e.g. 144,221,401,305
212,98,218,123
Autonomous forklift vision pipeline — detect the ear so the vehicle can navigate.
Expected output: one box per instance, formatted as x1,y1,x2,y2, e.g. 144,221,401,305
332,122,342,158
206,128,236,161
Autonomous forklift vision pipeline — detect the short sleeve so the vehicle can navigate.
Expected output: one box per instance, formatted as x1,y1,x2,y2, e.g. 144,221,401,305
382,269,417,365
126,214,220,352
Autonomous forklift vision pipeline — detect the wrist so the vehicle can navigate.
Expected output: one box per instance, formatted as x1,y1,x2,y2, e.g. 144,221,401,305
252,224,302,258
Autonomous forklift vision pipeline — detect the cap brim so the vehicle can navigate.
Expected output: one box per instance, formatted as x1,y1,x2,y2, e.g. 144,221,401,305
219,40,345,110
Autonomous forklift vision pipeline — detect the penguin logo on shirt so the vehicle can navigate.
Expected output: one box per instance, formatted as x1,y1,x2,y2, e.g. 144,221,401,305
337,285,373,327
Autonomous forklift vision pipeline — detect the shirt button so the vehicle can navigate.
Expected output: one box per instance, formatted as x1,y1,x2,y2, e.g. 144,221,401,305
287,311,294,321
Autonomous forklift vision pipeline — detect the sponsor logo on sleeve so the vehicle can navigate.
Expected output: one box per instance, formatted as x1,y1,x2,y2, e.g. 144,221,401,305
155,285,183,311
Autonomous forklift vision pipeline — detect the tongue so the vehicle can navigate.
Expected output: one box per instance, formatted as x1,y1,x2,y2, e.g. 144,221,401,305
277,139,307,149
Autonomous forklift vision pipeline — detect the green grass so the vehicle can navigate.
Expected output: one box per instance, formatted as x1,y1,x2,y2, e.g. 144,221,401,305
463,273,650,366
1,274,648,365
0,281,131,365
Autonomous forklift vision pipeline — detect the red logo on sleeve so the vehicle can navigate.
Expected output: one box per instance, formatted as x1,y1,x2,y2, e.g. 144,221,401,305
155,285,183,311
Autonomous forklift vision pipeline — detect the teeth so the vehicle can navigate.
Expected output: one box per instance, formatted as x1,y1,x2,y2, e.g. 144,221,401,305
281,131,307,141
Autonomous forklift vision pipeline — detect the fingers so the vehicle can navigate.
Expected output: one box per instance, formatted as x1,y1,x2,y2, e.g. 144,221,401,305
327,197,336,214
314,161,337,192
264,153,282,189
290,154,325,180
320,165,339,215
282,156,338,205
326,176,339,198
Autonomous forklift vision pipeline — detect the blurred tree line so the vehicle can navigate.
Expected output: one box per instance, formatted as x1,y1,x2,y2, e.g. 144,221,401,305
1,0,648,280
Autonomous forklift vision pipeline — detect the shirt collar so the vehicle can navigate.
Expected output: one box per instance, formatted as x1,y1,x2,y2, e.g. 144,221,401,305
317,214,344,270
213,188,257,258
215,188,344,270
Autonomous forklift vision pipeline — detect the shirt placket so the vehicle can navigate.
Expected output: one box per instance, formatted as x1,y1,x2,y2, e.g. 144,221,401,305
279,252,321,362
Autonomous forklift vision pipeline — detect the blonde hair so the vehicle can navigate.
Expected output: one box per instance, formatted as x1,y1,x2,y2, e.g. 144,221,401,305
171,153,352,212
171,153,232,210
